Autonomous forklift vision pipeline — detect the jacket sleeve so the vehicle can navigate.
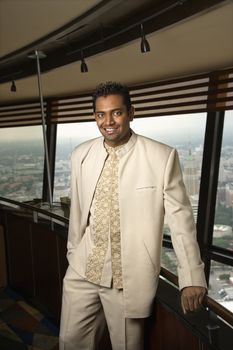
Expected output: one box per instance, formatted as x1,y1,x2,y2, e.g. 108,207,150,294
66,150,82,262
163,148,207,290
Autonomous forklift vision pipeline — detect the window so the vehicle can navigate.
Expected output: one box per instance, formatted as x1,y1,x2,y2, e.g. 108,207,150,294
208,110,233,314
133,114,207,275
53,122,100,202
54,115,206,205
53,115,207,277
213,111,233,251
133,113,206,223
0,126,44,202
161,247,178,275
209,260,233,313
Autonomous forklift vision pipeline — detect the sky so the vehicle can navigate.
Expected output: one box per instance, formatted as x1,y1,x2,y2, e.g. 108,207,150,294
0,111,232,146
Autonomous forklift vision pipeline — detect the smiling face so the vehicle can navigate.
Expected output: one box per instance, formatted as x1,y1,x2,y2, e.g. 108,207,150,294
94,94,134,147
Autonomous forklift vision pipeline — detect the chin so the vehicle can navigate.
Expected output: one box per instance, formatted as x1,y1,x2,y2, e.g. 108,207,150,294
104,134,119,142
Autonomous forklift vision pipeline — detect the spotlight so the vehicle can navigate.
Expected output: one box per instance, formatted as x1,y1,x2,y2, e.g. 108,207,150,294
80,51,88,73
140,24,150,53
10,80,16,92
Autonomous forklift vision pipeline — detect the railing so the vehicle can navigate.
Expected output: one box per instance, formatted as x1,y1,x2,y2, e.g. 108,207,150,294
160,267,233,327
0,196,69,228
0,196,232,327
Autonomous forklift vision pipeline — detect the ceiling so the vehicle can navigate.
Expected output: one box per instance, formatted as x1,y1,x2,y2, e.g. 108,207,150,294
0,0,232,104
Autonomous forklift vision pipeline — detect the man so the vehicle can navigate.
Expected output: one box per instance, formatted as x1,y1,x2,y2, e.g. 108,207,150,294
59,82,207,350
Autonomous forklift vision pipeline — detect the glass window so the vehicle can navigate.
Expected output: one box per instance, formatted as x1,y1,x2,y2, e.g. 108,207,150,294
213,111,233,251
208,260,233,313
0,126,44,202
132,114,206,227
161,247,178,275
54,122,100,202
54,114,206,206
54,114,206,276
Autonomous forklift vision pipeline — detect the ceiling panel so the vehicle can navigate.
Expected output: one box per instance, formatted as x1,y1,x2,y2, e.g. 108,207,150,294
0,0,232,103
0,0,101,56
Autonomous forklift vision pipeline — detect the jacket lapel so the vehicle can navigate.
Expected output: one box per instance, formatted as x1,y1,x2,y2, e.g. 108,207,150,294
80,140,107,230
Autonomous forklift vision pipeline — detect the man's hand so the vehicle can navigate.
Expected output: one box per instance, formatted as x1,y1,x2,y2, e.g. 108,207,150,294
181,286,206,314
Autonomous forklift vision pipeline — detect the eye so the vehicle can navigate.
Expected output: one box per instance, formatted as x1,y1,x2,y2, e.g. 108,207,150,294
96,112,104,119
113,110,122,117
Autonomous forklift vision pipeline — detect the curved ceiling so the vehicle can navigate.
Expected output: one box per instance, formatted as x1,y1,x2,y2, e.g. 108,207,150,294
0,0,232,104
0,0,102,56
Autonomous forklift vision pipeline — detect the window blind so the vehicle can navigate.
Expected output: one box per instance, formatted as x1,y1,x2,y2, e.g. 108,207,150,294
0,101,47,128
0,68,232,128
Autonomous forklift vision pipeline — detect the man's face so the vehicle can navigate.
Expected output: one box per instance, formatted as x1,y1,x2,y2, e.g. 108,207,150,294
94,94,134,147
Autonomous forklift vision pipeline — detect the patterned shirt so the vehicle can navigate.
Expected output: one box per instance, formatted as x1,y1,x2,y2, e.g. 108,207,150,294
75,134,135,289
86,143,122,288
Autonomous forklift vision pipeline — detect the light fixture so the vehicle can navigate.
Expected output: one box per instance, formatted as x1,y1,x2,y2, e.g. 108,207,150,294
80,51,88,73
140,24,150,53
10,80,16,92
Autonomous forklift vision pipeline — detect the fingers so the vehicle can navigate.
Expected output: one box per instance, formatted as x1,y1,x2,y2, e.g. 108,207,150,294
181,296,187,314
181,287,206,314
181,293,195,313
194,294,201,310
198,292,205,306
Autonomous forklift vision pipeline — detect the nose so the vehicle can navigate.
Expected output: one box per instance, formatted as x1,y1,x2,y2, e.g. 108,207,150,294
105,113,114,125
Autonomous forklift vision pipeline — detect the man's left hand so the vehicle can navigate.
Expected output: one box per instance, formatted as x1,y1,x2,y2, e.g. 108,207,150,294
181,286,206,314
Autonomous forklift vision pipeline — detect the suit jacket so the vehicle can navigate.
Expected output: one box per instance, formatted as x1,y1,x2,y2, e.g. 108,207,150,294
67,131,207,318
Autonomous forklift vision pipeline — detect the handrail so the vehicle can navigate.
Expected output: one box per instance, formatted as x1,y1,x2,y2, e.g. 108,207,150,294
0,196,69,224
160,267,233,327
0,196,232,326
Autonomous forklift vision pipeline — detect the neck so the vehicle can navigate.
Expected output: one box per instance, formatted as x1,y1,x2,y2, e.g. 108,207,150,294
104,131,132,148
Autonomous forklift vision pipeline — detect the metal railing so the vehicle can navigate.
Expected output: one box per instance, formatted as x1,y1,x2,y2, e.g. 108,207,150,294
160,267,233,327
0,196,232,327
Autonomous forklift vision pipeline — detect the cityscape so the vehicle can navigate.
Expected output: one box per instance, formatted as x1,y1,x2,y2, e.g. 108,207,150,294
0,118,232,313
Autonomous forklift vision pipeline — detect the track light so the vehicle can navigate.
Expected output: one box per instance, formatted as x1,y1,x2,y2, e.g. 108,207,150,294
140,24,150,53
10,80,16,92
80,51,88,73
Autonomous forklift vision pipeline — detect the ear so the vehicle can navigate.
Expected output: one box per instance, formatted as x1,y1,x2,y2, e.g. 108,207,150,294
129,106,134,121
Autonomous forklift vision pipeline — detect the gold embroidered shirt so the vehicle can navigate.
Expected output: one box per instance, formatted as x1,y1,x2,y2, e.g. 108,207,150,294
74,135,135,289
85,143,122,288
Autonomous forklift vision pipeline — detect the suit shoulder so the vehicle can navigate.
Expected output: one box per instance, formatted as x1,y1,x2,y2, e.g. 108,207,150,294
71,137,103,161
136,134,174,154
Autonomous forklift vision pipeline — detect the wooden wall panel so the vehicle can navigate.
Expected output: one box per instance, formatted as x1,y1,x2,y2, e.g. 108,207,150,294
5,213,34,296
0,224,7,288
57,234,68,286
1,208,220,349
145,302,212,350
31,223,61,322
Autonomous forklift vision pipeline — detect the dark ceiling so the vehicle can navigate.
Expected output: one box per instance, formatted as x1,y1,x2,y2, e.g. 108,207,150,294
0,0,226,85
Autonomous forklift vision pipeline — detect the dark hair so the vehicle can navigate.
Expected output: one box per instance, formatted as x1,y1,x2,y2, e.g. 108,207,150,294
93,81,131,112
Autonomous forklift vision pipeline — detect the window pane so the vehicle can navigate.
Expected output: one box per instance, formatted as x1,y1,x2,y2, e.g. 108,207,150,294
208,260,233,313
0,126,44,201
132,114,206,227
54,122,100,202
161,247,178,275
213,111,233,251
54,115,206,207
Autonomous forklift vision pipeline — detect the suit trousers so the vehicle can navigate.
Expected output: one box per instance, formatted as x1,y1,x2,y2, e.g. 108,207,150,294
59,265,144,350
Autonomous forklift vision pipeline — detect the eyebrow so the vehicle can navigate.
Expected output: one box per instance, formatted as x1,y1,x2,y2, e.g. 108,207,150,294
95,107,123,113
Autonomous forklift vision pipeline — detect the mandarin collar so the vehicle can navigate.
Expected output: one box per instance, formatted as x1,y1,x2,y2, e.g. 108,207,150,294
103,130,137,159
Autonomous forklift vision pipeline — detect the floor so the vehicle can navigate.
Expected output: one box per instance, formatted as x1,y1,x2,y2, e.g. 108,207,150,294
0,288,59,350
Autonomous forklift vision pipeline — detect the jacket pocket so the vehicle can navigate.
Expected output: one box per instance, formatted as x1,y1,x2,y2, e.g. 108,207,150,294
136,185,157,191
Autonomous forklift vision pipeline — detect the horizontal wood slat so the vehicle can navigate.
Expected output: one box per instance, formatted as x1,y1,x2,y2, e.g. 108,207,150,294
0,68,232,127
0,102,46,128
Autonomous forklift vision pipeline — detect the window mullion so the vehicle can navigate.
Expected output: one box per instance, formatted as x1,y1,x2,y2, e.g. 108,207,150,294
196,110,225,282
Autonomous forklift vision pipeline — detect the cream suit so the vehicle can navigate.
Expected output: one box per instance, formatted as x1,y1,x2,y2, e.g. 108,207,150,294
65,131,206,319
